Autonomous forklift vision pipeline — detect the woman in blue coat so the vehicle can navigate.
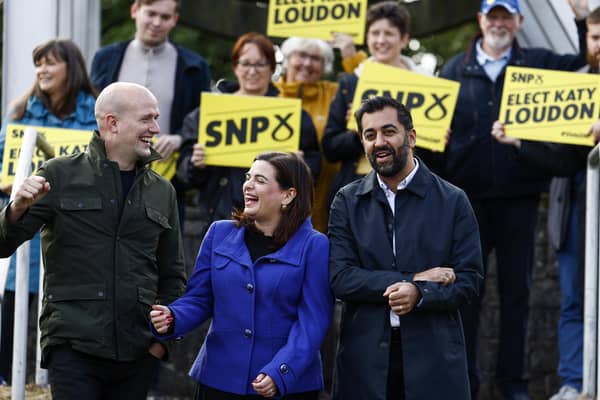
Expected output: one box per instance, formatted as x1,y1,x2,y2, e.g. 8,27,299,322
0,39,97,383
151,151,333,399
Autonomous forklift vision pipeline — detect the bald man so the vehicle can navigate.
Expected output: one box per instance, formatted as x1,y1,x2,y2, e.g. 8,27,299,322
0,82,186,399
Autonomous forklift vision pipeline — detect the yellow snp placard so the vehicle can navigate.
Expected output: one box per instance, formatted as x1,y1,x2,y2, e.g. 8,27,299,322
349,60,459,147
1,124,92,184
198,93,302,168
267,0,367,44
150,135,178,181
1,124,178,184
499,66,600,146
150,154,177,181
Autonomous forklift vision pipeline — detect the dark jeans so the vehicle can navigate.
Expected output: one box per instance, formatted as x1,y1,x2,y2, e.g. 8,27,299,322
47,344,159,400
387,327,405,400
195,383,319,400
462,196,539,398
556,197,583,390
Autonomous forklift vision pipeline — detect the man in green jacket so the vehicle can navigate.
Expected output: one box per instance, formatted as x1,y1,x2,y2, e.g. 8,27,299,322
0,82,186,399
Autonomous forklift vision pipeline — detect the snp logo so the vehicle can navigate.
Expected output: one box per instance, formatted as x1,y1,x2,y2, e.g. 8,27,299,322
510,72,544,85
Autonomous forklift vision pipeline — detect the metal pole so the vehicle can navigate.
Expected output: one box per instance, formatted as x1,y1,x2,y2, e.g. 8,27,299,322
584,143,600,398
10,127,37,400
34,244,46,386
0,258,9,302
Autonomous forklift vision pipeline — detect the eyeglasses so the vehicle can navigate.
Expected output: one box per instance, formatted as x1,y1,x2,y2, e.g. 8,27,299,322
236,61,271,71
293,51,323,63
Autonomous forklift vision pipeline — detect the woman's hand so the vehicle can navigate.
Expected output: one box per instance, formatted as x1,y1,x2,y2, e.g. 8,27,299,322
150,304,173,334
190,143,207,169
252,373,278,398
414,267,455,285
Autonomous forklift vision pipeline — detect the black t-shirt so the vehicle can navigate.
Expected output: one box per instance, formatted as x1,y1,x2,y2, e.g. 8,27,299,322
120,170,136,201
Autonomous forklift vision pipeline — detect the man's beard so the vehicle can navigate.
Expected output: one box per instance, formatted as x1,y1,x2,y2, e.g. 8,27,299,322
484,28,512,52
587,52,600,70
367,139,410,177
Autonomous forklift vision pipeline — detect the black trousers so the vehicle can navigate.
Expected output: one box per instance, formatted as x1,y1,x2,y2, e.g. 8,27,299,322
47,344,159,400
195,383,319,400
462,196,539,398
387,327,405,400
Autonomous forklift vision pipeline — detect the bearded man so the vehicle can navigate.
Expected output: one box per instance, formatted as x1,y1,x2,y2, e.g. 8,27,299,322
328,96,483,400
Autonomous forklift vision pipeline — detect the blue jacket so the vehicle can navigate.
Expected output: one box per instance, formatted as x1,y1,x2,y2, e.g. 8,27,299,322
156,219,333,396
435,20,587,199
0,91,97,293
328,160,483,400
90,40,211,135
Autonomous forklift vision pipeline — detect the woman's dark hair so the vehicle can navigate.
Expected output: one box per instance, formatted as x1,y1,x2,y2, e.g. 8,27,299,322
231,32,277,73
10,39,97,121
232,151,313,246
365,1,411,36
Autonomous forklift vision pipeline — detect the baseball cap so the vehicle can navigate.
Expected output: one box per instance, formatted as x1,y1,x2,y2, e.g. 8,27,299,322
480,0,520,14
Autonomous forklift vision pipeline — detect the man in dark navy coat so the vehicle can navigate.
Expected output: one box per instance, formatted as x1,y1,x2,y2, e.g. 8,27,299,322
328,96,484,400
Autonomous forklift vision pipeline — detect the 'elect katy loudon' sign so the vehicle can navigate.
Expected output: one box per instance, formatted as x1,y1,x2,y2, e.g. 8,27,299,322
1,124,178,184
267,0,367,44
499,66,600,146
1,124,92,184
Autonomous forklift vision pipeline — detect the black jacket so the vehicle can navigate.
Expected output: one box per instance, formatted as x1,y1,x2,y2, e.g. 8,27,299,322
0,133,186,363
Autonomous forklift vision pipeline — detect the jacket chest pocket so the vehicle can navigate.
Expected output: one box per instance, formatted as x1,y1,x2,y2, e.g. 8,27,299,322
136,206,172,248
212,255,248,294
58,196,103,242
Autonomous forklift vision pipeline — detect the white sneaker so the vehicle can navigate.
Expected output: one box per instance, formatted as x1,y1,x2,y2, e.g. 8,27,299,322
549,385,579,400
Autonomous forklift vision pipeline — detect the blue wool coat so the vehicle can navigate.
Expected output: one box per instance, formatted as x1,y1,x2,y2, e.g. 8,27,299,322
0,91,97,293
156,219,333,396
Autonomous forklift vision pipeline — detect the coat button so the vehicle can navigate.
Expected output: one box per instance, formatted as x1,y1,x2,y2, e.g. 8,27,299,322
244,329,252,338
78,202,84,208
246,283,254,293
219,177,228,186
279,364,289,374
98,291,104,297
47,294,53,300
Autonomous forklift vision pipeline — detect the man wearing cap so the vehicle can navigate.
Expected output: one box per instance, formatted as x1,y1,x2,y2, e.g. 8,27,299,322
429,1,589,399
